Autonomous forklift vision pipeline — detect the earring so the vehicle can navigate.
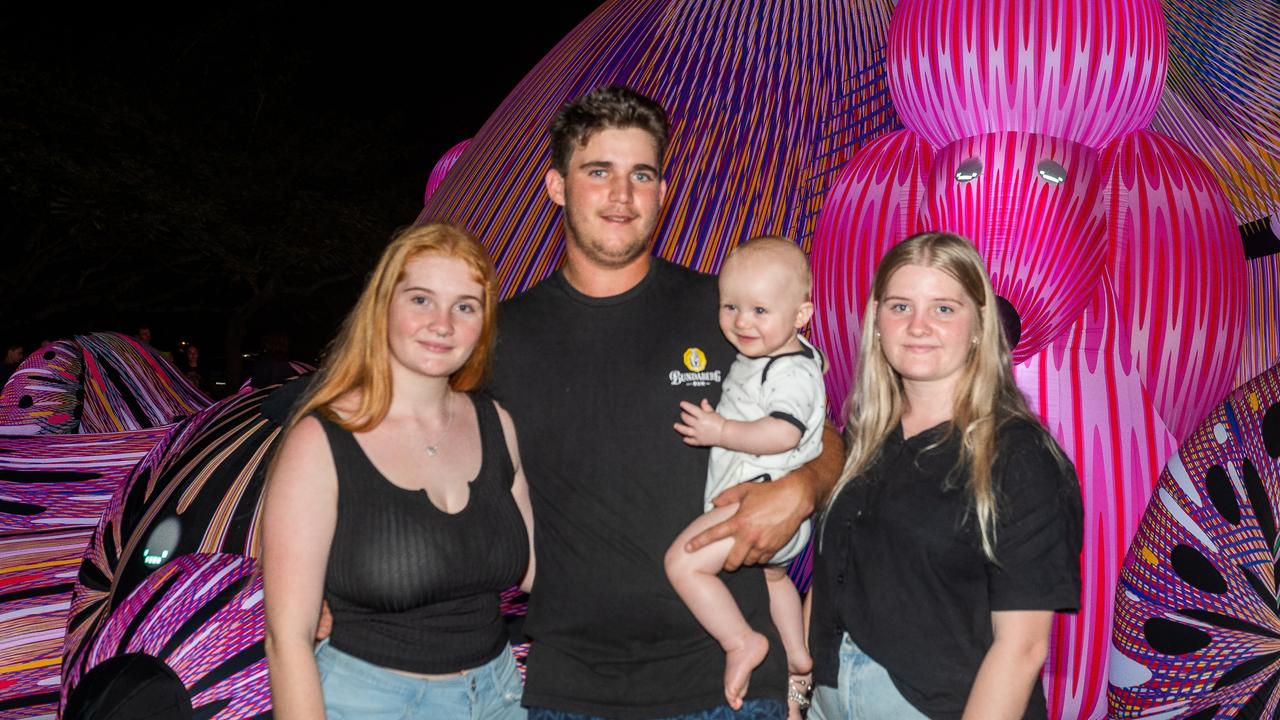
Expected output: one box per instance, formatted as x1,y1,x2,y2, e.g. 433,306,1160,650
971,336,978,345
875,331,881,338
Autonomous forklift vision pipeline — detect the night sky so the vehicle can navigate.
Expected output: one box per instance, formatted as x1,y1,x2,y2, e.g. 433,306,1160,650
2,3,600,379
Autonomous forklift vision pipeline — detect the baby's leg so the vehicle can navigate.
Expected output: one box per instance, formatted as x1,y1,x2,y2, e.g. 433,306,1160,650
665,503,769,710
764,565,813,720
764,565,812,675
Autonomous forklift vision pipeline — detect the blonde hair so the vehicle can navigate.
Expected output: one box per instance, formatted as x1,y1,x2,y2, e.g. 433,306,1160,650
724,235,813,300
289,223,497,433
830,232,1051,561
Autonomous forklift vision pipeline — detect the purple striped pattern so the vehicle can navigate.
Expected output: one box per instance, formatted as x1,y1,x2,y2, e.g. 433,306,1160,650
0,429,168,535
68,553,268,719
1163,0,1280,164
1101,130,1247,442
417,0,897,298
423,139,472,206
0,341,83,436
76,333,210,434
887,0,1167,149
62,390,277,700
1016,288,1179,720
64,388,278,677
0,333,210,437
1150,87,1280,228
0,529,92,717
0,430,165,716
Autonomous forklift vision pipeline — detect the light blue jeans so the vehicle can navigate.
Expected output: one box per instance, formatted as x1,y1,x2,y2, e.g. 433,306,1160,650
527,699,785,719
808,634,928,720
316,640,526,719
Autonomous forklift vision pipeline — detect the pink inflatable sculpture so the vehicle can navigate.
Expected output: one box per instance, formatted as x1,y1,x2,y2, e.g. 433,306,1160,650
808,1,1247,718
422,138,472,206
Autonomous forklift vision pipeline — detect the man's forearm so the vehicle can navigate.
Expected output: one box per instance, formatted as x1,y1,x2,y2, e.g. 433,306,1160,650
792,422,844,510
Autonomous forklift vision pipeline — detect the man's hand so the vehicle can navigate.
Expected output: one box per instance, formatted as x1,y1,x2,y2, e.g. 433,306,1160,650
674,399,726,446
686,470,816,570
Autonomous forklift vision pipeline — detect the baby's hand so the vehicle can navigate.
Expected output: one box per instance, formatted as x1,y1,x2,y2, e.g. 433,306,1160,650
674,399,725,446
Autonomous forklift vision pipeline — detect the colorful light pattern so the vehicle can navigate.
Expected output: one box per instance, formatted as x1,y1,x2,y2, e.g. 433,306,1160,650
0,333,210,436
1111,361,1280,718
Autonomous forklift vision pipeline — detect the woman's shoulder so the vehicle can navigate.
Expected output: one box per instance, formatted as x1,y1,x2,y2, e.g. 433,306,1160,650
996,415,1058,458
279,414,332,455
994,415,1080,503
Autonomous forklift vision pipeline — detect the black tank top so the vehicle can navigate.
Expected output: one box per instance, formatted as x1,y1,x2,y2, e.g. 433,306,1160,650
318,393,529,674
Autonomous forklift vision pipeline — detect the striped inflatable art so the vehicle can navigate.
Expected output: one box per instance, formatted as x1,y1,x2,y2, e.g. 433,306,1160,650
1112,361,1280,717
808,1,1246,718
0,429,169,718
0,333,210,437
0,333,213,717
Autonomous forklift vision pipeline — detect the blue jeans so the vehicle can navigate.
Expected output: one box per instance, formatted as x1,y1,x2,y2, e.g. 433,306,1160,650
528,699,785,720
808,634,927,719
316,640,526,719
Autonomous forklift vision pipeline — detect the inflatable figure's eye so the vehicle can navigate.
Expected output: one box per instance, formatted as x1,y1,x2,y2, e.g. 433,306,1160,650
954,157,982,182
1036,159,1067,185
141,516,182,569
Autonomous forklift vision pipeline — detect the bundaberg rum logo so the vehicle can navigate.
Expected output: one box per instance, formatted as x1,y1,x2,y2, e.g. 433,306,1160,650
671,347,721,387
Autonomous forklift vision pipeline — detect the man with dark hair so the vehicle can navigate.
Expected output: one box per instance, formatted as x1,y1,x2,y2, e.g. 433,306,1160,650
490,85,842,719
547,85,670,177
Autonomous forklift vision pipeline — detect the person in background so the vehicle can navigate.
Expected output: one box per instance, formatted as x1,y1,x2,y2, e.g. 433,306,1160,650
1,343,25,386
179,344,204,389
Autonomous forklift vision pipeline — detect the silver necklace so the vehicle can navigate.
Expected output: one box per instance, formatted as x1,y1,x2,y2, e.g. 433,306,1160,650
425,394,455,457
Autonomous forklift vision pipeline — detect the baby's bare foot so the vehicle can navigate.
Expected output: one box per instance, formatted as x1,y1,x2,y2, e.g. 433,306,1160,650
723,631,770,710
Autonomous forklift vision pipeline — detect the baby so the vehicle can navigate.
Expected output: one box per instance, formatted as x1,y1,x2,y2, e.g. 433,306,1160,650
666,236,825,714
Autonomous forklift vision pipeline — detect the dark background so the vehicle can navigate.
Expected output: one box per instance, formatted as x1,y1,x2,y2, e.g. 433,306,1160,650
1,3,599,387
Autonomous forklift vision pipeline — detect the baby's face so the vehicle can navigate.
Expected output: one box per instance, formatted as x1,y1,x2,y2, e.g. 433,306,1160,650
717,256,812,358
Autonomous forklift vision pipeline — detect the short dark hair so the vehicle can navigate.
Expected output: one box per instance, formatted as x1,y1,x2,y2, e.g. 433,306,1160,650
548,86,670,176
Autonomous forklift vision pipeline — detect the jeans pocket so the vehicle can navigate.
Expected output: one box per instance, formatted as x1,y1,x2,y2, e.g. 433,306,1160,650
496,648,524,703
314,639,333,684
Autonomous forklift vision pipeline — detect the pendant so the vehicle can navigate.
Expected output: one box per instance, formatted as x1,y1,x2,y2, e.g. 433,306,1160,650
426,445,439,457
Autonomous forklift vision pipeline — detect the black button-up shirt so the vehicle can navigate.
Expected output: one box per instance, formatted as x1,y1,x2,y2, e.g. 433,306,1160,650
809,418,1082,719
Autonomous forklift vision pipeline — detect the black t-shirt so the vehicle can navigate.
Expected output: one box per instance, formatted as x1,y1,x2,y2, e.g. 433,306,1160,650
317,394,529,674
490,258,786,718
809,418,1082,720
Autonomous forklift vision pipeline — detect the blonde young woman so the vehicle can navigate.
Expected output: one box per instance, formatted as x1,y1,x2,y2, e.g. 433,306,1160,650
808,232,1082,719
263,223,533,719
